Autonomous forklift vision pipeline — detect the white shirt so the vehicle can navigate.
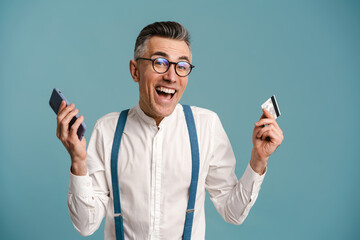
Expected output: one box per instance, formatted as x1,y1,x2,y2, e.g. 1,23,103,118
68,104,266,240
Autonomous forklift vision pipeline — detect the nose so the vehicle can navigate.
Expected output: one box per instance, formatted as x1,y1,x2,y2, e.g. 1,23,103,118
162,64,177,83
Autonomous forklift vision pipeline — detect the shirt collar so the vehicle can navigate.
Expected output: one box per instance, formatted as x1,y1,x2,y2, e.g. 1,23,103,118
133,104,181,128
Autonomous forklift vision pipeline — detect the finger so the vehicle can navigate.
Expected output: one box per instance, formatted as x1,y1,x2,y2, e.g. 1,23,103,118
261,130,274,142
57,103,75,132
69,115,84,138
57,103,75,123
59,108,79,139
57,101,69,118
58,100,67,114
262,108,275,119
56,101,69,139
62,108,79,127
261,129,283,144
255,118,283,135
257,124,282,141
253,125,263,137
256,124,274,139
255,118,276,127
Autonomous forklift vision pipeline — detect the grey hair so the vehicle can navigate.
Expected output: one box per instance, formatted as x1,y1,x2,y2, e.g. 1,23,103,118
134,21,191,59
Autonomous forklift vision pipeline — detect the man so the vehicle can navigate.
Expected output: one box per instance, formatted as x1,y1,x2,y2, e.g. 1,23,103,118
56,21,284,239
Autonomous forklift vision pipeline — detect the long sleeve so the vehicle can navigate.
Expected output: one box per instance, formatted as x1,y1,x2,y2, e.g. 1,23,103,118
67,106,266,239
205,114,265,225
68,120,110,236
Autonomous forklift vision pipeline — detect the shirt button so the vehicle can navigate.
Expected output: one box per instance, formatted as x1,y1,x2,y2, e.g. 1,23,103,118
87,182,91,187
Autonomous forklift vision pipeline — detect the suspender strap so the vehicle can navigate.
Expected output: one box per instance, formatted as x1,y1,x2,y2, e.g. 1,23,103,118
110,109,129,240
111,106,199,240
182,105,200,240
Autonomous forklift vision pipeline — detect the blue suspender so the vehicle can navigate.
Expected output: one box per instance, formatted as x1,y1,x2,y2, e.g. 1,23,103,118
182,105,200,240
110,105,199,240
110,109,129,240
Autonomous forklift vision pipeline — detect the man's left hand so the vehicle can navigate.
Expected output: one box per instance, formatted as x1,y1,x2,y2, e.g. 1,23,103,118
250,108,284,175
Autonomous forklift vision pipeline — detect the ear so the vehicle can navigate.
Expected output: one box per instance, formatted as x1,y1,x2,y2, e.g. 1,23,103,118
129,60,140,82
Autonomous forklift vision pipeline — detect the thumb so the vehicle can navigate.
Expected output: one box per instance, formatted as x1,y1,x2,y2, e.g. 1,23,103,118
262,108,275,119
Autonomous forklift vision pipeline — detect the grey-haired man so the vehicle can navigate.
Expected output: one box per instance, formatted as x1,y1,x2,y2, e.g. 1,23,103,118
56,21,283,239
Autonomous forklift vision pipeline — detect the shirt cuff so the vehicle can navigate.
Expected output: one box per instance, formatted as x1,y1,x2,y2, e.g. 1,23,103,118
69,171,93,197
240,163,266,193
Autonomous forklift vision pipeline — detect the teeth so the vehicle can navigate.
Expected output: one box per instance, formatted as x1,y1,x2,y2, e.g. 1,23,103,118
156,87,175,94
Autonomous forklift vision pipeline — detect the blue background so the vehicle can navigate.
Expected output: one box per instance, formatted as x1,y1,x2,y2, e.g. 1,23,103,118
1,0,359,239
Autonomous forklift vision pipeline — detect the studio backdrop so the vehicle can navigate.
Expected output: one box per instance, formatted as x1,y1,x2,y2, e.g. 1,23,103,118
1,0,359,239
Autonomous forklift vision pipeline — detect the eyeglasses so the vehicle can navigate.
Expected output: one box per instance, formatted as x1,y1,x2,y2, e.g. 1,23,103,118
136,57,195,77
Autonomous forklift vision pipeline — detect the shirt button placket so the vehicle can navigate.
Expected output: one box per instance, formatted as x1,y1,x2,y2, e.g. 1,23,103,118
157,129,163,238
151,128,163,239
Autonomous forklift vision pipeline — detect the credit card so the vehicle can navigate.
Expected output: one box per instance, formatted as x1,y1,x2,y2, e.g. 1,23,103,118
261,95,281,119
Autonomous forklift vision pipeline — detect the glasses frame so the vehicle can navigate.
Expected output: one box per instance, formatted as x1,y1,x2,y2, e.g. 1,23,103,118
136,57,195,77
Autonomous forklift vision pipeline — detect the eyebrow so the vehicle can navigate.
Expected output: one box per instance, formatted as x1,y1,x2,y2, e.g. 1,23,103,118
151,51,191,62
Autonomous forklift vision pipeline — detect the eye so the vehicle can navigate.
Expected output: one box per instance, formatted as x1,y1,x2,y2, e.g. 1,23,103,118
177,62,190,71
154,58,169,67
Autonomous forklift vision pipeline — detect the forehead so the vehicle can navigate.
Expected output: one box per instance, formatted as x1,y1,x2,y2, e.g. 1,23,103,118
145,36,192,61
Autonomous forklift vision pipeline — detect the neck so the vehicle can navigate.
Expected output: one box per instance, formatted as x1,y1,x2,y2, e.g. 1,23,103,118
154,117,164,126
138,102,164,126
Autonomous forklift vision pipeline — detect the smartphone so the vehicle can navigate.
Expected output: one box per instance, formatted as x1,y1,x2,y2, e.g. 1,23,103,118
49,88,86,140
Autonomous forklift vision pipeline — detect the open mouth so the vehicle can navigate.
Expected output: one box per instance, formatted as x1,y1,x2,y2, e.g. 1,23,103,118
155,86,176,100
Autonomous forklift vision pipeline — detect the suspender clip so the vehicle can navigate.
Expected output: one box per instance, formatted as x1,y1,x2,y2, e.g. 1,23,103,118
186,209,194,213
114,213,122,217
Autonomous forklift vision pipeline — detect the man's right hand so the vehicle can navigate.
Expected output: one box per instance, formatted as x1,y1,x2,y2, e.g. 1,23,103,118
56,100,87,176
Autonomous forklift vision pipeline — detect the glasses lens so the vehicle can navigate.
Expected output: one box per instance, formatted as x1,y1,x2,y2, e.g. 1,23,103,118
153,58,169,73
176,62,191,76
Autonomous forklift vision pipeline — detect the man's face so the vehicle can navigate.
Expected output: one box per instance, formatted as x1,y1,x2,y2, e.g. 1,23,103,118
130,36,192,125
